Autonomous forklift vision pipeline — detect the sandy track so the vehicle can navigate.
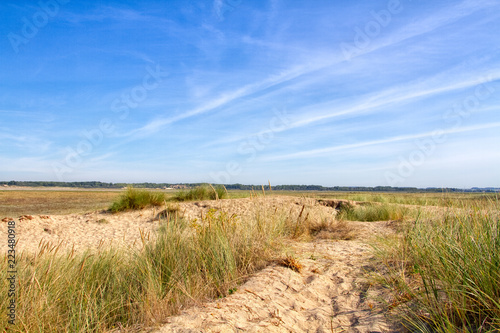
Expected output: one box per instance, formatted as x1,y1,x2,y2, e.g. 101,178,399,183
156,235,395,333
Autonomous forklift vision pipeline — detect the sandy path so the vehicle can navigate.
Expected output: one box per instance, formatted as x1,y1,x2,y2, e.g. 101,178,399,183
155,221,397,333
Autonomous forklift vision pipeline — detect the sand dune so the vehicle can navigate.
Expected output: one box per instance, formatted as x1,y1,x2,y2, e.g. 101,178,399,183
1,196,398,332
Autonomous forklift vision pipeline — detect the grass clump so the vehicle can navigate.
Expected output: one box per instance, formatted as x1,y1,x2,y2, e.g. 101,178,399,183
109,187,165,213
173,184,227,201
337,203,409,222
278,255,303,273
375,204,500,332
309,218,358,240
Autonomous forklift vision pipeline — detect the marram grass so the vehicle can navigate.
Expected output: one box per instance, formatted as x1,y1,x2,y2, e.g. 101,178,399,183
109,187,165,213
374,202,500,332
173,184,227,201
337,202,411,222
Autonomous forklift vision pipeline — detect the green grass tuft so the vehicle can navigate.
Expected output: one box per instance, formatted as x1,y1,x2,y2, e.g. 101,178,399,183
337,203,409,222
173,184,227,201
109,187,165,213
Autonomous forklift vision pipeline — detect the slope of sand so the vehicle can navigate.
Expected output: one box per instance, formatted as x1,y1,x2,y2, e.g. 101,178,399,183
1,195,399,332
155,236,397,333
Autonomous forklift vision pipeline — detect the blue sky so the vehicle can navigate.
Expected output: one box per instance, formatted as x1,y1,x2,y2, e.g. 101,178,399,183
1,0,499,188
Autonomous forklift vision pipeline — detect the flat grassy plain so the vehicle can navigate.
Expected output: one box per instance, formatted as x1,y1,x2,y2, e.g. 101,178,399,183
287,190,499,208
0,189,121,216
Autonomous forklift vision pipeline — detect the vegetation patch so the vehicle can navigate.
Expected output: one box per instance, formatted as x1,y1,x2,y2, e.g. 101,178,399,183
278,255,303,273
109,187,165,213
374,202,500,332
155,203,181,220
173,184,227,201
309,218,358,240
337,203,409,222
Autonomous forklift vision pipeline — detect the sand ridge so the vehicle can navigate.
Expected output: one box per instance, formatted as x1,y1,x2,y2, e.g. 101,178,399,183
1,196,337,255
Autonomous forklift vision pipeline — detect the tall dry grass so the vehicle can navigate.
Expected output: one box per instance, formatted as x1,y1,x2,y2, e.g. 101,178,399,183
337,202,412,222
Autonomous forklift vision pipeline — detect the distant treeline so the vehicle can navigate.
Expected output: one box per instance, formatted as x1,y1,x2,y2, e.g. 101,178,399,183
0,181,498,193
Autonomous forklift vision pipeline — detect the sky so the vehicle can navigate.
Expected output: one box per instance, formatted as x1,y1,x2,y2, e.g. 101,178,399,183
0,0,499,188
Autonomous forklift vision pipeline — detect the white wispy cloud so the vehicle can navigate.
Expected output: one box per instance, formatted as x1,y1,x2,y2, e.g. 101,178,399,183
0,132,53,153
121,64,320,139
264,122,500,161
116,0,493,143
343,0,497,60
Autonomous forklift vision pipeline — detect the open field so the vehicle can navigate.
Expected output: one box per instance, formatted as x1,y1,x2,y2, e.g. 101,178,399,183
0,190,121,217
1,188,499,332
0,188,256,217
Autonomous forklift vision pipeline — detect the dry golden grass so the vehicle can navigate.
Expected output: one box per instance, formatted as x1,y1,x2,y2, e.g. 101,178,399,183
277,255,303,273
0,190,120,216
309,218,358,240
